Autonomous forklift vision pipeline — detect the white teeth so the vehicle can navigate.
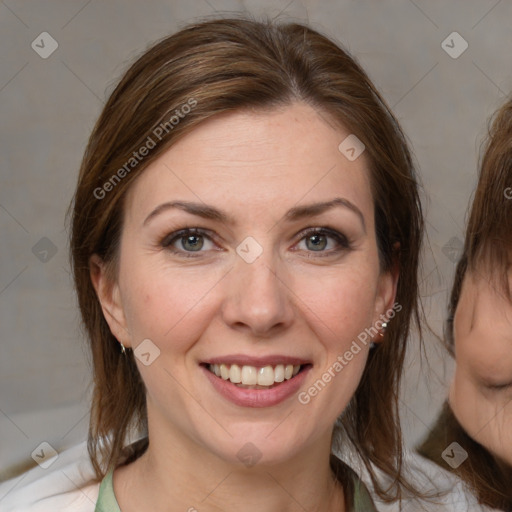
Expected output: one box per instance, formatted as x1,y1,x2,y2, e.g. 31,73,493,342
257,366,274,386
208,363,302,386
229,364,242,383
241,365,258,385
220,364,229,380
274,364,285,383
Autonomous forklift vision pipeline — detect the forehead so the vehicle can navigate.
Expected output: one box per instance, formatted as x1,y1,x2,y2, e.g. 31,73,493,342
124,102,374,225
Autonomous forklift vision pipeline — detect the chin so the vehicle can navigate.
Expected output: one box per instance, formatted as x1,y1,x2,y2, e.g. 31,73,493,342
201,423,314,469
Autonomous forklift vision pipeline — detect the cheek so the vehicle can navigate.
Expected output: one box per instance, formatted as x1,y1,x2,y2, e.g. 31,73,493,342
451,370,479,428
294,265,379,340
119,233,380,357
485,403,512,466
452,370,512,464
120,260,226,347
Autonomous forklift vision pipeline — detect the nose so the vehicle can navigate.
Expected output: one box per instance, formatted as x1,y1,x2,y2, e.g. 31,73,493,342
221,252,295,339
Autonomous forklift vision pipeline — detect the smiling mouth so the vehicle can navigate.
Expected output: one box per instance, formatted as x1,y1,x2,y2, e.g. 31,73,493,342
205,363,309,389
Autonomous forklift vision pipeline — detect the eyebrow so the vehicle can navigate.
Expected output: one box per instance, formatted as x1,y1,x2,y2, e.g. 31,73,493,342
143,198,366,232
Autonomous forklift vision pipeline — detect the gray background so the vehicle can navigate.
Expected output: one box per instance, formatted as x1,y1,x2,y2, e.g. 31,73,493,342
1,0,511,480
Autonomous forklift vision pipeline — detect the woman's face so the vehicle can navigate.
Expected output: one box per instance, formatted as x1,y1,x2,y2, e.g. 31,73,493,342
94,102,396,466
450,269,512,465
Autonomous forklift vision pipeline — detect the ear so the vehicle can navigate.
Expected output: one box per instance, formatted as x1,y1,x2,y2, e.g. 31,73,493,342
372,249,400,342
89,254,132,348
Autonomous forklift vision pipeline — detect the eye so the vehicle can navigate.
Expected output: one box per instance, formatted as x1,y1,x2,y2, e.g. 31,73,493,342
295,227,351,255
485,382,512,392
161,228,217,257
160,226,352,259
480,375,512,393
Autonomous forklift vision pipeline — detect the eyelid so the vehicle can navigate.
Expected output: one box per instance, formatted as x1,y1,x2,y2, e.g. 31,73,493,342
292,226,351,251
482,380,512,391
160,228,222,259
490,383,512,390
160,225,352,256
160,227,216,247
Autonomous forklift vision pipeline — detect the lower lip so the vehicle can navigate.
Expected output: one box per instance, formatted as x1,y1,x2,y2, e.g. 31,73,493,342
201,365,311,408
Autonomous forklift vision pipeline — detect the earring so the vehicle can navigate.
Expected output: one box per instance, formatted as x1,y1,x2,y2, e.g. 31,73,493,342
371,321,388,349
120,342,126,355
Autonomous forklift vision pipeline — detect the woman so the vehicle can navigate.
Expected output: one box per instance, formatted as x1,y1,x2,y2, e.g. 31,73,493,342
0,17,426,511
418,98,512,510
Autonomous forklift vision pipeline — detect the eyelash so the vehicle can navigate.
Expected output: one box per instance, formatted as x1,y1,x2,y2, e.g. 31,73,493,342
485,382,512,392
160,226,352,259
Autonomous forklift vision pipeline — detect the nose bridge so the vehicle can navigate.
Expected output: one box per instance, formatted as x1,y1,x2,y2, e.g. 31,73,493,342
222,242,293,335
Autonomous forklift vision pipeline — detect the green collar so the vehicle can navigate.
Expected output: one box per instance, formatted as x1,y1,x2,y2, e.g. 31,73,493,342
95,456,377,511
94,469,119,512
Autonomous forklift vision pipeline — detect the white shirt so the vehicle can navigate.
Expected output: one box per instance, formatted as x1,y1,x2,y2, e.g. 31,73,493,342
0,442,98,511
358,450,500,512
0,442,499,511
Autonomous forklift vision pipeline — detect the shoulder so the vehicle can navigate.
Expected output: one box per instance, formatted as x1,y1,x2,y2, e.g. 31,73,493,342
378,450,502,511
391,450,499,511
0,441,99,512
338,448,501,511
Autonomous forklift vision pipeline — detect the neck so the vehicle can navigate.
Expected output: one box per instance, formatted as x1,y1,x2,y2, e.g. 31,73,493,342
114,422,345,512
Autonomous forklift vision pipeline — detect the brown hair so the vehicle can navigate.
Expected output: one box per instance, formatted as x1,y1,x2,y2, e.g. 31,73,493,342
420,98,512,509
418,403,512,509
445,98,512,352
69,16,424,502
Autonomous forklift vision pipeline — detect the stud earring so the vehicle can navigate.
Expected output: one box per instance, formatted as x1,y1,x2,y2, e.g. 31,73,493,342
371,321,389,349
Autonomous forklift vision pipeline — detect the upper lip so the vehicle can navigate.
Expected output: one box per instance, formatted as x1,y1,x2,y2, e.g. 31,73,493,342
202,355,312,366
